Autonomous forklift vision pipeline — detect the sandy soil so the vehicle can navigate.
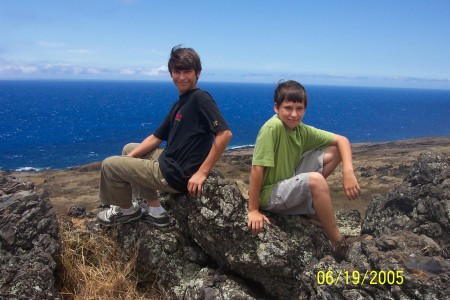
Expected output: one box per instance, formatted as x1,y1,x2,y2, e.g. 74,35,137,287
10,136,450,216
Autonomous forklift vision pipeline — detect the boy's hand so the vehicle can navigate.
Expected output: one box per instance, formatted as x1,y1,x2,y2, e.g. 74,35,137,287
248,210,271,234
343,172,361,200
187,171,207,197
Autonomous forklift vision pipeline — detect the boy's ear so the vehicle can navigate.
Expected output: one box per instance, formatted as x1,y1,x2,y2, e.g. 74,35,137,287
274,103,279,113
196,70,202,80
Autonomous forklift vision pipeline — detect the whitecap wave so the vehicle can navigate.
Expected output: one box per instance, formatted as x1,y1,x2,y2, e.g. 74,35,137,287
14,166,50,172
227,144,255,150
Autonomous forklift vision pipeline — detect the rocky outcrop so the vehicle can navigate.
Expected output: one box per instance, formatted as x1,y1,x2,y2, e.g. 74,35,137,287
110,169,331,299
0,172,60,299
3,150,449,299
164,171,331,299
113,151,449,299
112,220,259,299
362,151,450,252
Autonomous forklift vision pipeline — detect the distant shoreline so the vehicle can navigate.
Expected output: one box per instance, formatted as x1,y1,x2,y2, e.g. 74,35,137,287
2,79,450,91
3,136,449,173
223,136,450,156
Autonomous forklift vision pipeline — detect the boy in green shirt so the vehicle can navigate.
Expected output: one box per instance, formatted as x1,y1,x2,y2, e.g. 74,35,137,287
248,80,369,262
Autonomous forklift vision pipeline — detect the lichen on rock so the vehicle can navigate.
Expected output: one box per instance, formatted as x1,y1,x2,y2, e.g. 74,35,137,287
0,172,60,299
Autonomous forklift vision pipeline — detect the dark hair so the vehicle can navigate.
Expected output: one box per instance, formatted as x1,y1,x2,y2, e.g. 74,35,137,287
274,80,308,108
168,45,202,74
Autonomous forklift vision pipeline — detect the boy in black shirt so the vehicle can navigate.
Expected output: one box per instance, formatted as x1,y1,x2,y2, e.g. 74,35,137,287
97,45,232,226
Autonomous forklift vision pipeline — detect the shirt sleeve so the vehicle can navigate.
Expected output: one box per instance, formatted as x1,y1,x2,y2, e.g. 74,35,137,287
198,91,229,133
302,125,334,152
252,125,276,167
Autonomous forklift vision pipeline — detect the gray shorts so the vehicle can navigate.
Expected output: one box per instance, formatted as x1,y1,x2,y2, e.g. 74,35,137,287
265,149,324,215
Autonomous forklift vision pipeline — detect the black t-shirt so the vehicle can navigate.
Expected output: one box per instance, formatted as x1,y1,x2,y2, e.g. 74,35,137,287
153,88,229,192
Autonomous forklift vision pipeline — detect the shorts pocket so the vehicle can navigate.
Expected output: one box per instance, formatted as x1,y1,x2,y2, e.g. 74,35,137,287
266,185,288,213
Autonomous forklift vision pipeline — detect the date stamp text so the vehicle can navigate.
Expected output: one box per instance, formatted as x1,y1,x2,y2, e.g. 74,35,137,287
316,270,404,285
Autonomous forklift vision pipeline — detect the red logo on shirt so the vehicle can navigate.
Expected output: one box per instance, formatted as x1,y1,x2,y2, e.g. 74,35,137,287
175,113,182,121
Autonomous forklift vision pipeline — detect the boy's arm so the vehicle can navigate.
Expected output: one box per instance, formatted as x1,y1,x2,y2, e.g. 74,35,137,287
248,165,271,234
187,129,232,197
127,134,162,158
332,134,361,200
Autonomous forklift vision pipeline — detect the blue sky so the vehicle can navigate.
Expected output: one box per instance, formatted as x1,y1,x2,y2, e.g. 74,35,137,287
1,0,450,89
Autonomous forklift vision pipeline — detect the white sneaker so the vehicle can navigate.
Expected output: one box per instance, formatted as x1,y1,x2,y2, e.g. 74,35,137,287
97,203,142,226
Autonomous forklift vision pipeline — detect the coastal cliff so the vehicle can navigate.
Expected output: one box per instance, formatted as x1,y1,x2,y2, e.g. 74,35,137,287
1,137,449,299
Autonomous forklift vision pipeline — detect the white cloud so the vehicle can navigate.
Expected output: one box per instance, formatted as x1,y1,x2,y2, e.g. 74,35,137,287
18,65,38,73
0,59,36,74
86,68,101,75
119,66,167,76
140,66,167,76
0,59,168,79
119,68,135,75
1,58,448,88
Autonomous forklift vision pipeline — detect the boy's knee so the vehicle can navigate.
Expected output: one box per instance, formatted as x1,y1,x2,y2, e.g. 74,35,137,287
101,156,122,173
308,172,327,190
122,143,138,155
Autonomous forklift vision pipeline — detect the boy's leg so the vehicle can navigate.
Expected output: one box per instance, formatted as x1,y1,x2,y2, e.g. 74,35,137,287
121,143,172,207
98,144,178,226
269,149,326,215
271,149,342,245
99,155,135,209
100,154,178,206
322,145,341,178
120,143,179,226
97,156,145,226
299,149,342,245
269,149,368,262
267,171,342,247
308,172,341,246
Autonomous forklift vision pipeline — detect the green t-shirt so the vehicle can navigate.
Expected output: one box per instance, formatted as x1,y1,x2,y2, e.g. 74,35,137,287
252,115,334,208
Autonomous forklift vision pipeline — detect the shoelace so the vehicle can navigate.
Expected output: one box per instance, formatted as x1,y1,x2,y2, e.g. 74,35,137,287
105,205,121,219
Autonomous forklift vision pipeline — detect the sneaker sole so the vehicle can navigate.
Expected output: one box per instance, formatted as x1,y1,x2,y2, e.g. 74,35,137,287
142,216,170,227
97,212,142,227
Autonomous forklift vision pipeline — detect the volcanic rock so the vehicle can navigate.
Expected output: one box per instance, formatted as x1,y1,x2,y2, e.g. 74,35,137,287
0,172,60,299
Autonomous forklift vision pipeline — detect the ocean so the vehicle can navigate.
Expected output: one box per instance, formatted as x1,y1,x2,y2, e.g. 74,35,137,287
1,80,449,171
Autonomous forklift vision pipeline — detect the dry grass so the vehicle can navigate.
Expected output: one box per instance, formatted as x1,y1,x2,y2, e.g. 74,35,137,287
57,217,166,300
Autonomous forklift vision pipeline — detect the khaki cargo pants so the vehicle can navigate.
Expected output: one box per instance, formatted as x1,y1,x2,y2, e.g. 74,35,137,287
99,143,179,207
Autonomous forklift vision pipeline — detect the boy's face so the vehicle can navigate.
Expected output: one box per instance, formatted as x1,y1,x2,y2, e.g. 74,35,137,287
274,100,306,130
171,69,200,95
